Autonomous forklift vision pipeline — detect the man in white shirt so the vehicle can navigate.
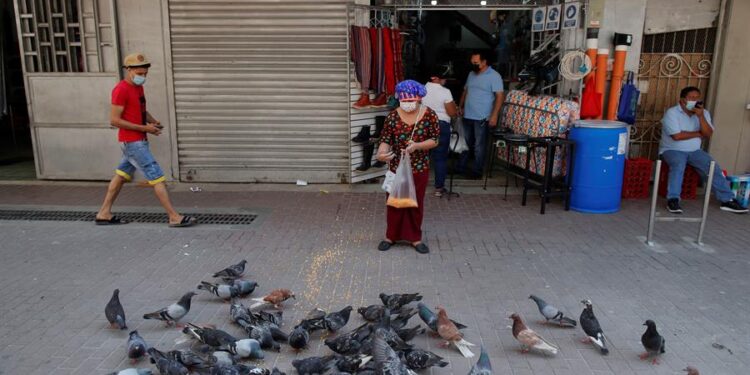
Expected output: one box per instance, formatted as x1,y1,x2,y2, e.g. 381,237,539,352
422,67,457,197
659,86,747,214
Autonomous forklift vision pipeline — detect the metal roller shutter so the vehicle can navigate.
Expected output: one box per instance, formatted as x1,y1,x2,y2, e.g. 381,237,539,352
168,0,351,183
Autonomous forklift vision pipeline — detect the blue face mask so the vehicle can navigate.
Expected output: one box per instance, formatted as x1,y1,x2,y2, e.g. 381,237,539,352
132,75,146,86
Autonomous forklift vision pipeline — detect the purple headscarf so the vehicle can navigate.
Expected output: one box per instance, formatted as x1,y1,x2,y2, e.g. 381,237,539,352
395,80,427,101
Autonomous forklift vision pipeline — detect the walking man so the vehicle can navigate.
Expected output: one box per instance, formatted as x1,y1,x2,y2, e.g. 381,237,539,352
95,52,197,227
458,51,505,179
660,86,747,214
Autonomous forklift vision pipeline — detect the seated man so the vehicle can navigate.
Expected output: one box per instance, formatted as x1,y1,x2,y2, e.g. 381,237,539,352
659,86,747,214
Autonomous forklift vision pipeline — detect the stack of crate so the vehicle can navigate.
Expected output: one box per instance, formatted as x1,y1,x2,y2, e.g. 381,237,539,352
622,158,653,199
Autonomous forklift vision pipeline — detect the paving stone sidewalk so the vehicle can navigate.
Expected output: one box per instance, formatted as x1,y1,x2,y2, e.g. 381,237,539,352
0,184,748,375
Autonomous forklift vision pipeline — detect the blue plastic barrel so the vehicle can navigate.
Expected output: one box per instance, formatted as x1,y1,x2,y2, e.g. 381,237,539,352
569,120,629,213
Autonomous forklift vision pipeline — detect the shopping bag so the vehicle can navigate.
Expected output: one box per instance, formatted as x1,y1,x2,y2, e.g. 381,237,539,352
450,118,469,154
617,71,640,125
381,170,396,193
386,152,418,208
580,74,602,119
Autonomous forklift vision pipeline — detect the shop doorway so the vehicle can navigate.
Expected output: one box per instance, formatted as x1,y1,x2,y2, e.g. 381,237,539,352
0,0,34,180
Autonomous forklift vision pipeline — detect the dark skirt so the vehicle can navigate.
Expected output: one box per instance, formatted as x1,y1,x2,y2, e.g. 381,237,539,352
385,170,429,243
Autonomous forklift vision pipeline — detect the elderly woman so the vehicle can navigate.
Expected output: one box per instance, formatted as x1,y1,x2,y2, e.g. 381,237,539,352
376,80,440,254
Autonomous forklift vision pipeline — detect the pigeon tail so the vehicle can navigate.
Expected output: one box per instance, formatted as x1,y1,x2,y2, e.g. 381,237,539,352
532,339,558,356
590,333,609,355
250,298,268,309
142,312,161,321
454,339,475,358
115,315,127,330
556,316,577,327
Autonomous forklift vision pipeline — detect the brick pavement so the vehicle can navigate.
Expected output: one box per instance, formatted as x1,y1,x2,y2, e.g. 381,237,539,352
0,183,748,375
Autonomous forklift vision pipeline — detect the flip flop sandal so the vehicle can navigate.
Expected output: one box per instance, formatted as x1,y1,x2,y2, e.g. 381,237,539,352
434,188,445,197
169,215,197,228
94,216,128,225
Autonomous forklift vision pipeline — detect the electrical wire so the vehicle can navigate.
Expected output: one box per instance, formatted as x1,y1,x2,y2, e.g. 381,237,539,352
558,50,593,81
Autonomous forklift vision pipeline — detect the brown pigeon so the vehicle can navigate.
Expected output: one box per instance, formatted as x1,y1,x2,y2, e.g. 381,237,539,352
509,313,558,356
436,307,475,358
251,289,295,309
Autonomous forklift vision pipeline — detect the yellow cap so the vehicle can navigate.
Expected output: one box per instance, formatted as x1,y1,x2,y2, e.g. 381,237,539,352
122,53,151,68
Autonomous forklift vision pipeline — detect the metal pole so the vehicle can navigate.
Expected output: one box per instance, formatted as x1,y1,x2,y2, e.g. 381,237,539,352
646,160,661,245
696,161,715,245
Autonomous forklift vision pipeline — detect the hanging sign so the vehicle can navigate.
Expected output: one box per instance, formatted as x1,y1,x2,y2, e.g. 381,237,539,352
532,7,546,32
562,2,580,30
545,4,562,31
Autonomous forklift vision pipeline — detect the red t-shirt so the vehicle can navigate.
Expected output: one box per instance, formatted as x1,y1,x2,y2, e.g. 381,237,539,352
111,80,147,142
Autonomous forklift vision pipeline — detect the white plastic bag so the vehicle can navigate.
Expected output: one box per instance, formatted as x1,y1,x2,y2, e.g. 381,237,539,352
386,152,418,208
450,118,469,154
381,170,396,193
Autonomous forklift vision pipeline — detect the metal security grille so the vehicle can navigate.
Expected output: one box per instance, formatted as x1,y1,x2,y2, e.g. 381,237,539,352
631,27,717,160
0,210,258,225
168,0,352,183
14,0,118,73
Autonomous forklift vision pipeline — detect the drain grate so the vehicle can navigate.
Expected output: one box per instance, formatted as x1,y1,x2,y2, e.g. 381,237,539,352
0,210,257,225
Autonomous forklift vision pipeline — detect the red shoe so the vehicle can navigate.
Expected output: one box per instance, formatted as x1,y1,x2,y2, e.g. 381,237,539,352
352,93,371,109
370,93,388,108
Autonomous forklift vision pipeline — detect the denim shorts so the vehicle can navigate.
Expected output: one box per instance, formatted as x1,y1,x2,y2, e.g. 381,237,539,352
115,141,166,185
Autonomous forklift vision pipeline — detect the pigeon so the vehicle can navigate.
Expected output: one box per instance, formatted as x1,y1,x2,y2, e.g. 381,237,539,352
244,322,281,352
324,323,370,355
396,326,426,342
143,292,197,327
165,350,206,369
182,323,238,349
205,364,263,375
379,293,422,310
640,320,665,364
271,368,286,375
335,354,373,373
127,330,148,363
509,313,558,356
148,347,189,375
417,303,467,332
250,289,295,309
467,346,492,375
257,310,284,327
400,348,448,370
324,306,353,332
105,288,127,330
291,355,336,375
106,369,153,375
372,329,416,375
208,351,236,367
683,366,700,375
579,299,609,355
230,301,255,327
228,339,264,360
529,295,576,327
371,310,412,351
358,305,388,322
233,280,259,297
198,281,240,300
436,307,475,358
288,324,311,350
213,260,248,279
391,308,417,330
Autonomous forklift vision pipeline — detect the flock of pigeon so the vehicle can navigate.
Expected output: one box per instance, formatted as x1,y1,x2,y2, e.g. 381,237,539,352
103,260,697,375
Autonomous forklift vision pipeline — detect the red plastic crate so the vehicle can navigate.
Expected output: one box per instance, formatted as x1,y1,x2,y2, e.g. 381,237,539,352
622,158,653,199
658,164,699,200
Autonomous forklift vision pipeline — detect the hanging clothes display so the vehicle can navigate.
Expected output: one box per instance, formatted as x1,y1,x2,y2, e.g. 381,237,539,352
381,27,396,96
392,28,405,83
351,25,372,109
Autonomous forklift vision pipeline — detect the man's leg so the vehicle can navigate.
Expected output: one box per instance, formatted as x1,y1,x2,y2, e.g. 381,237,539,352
96,175,127,220
473,120,489,176
431,120,451,190
687,150,735,202
458,118,476,174
661,150,688,200
151,182,183,223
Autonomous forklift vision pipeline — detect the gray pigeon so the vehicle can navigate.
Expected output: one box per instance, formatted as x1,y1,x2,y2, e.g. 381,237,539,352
417,303,466,332
165,350,206,369
182,323,237,349
372,329,416,375
288,324,310,351
467,346,491,375
143,292,197,327
324,306,353,332
228,339,264,360
400,348,448,370
335,354,373,373
127,330,148,363
198,281,240,300
640,320,665,364
147,347,189,375
292,355,336,375
396,326,426,342
213,260,248,279
106,369,153,375
529,295,576,327
233,280,259,297
208,351,236,367
106,289,127,330
379,293,422,310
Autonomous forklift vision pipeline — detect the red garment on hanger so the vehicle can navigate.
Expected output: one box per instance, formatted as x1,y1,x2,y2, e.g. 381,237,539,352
392,28,404,82
580,75,602,119
382,28,396,95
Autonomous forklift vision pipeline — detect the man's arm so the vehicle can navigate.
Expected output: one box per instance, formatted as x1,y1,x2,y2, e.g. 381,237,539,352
444,101,458,118
458,89,467,114
145,111,160,125
670,131,702,141
488,91,505,127
693,106,713,138
110,105,160,135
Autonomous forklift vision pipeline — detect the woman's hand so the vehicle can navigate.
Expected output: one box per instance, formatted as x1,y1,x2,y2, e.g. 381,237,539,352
377,150,396,162
405,141,419,154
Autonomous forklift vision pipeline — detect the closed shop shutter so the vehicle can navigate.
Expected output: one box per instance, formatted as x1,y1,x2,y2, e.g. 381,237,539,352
168,0,351,183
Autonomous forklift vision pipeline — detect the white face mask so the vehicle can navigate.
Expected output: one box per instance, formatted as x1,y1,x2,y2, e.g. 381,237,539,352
685,100,697,110
400,101,418,112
